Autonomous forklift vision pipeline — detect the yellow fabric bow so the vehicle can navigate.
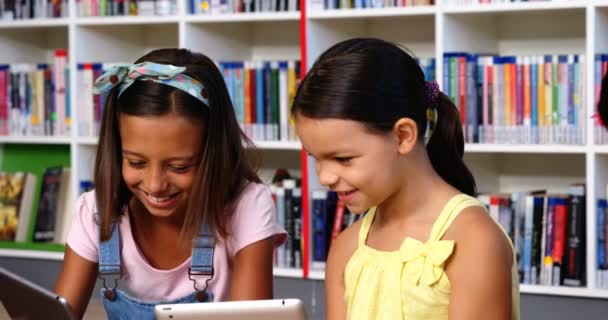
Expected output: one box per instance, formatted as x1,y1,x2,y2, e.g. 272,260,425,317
400,237,455,286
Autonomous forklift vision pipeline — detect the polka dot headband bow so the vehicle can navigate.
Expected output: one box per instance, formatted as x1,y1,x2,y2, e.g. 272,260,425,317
92,62,210,107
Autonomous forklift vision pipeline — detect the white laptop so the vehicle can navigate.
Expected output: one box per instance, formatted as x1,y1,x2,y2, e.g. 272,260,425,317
154,298,308,320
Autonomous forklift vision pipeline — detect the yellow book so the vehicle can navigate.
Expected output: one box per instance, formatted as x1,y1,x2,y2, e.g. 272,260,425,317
544,57,553,127
537,57,545,127
504,60,512,127
287,61,297,141
244,62,251,127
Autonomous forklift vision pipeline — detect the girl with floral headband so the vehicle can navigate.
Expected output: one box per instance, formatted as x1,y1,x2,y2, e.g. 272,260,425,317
54,48,286,319
293,38,519,320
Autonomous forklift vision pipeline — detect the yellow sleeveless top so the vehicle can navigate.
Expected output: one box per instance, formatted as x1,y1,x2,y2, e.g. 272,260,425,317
344,194,520,320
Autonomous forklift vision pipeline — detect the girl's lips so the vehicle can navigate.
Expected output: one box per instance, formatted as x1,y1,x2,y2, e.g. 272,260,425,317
337,189,358,202
143,191,180,209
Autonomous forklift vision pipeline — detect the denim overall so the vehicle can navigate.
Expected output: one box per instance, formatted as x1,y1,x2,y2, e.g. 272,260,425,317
98,222,215,320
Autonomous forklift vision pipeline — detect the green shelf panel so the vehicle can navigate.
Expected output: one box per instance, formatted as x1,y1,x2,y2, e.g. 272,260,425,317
0,240,65,252
1,144,71,243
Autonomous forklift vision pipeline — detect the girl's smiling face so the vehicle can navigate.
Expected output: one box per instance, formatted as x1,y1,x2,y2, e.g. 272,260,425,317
295,115,406,214
119,112,203,219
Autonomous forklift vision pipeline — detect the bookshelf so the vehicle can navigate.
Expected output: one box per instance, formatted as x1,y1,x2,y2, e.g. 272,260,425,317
0,0,607,300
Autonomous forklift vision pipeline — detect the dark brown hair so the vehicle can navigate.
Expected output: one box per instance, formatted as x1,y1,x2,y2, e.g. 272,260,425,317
95,48,260,243
292,38,476,196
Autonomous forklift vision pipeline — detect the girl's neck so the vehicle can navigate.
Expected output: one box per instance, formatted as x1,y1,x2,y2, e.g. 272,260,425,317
128,198,185,233
376,150,460,227
128,198,192,269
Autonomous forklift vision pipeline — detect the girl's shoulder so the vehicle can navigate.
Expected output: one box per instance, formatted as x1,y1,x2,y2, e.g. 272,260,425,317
327,216,363,275
443,205,514,269
75,190,98,221
229,181,273,212
66,190,101,263
225,182,287,255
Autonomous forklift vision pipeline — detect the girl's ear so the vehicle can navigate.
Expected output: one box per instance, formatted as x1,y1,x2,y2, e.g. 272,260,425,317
392,118,418,155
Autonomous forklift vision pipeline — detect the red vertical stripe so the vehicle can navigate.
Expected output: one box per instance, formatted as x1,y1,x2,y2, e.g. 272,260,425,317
299,0,309,279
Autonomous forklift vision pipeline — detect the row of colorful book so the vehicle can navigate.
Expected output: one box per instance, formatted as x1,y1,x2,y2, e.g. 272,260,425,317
76,62,110,138
0,50,70,137
76,60,302,141
0,0,68,20
305,183,597,288
77,0,176,17
441,0,551,5
0,167,74,245
310,189,361,270
219,60,301,142
596,196,608,289
444,53,586,145
189,0,299,14
219,57,433,143
309,0,433,10
478,185,587,287
269,171,304,269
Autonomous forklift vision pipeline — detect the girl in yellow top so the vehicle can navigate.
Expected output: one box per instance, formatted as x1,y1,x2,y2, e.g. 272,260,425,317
293,38,519,320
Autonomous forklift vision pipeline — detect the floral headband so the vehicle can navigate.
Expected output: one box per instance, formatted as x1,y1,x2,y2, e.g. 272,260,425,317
424,81,439,145
92,61,210,107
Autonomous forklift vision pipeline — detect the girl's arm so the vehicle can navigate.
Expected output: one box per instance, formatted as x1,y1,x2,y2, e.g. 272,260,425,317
446,207,514,320
230,236,275,300
54,246,99,319
325,220,360,320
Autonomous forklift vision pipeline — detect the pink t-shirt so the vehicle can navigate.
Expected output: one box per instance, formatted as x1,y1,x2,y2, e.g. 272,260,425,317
67,182,287,302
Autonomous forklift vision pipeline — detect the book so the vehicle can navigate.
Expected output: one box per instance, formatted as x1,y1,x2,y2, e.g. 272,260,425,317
0,172,37,242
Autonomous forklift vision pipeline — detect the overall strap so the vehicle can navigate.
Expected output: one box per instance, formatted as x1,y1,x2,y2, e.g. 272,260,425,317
190,222,215,275
99,223,121,274
189,221,215,302
98,221,121,301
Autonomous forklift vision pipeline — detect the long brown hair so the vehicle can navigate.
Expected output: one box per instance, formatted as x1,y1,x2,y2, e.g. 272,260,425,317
95,48,260,243
292,38,476,196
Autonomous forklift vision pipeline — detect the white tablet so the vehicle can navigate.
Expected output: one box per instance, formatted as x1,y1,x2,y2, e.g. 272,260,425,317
154,298,308,320
0,267,76,320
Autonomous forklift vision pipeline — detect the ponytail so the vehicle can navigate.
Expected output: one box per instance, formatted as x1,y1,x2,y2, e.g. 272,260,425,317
426,92,477,196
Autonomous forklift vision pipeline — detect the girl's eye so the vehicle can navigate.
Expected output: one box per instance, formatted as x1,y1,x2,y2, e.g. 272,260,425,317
127,161,145,168
335,157,353,163
169,165,191,173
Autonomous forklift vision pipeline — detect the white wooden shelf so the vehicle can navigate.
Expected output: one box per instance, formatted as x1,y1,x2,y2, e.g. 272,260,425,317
464,144,587,154
285,269,608,299
0,136,72,145
442,1,587,14
74,15,180,26
520,285,608,299
0,249,64,260
253,140,302,150
308,6,436,19
273,267,304,278
185,12,300,23
76,137,98,145
1,249,606,299
593,145,608,154
0,18,69,28
76,137,301,150
308,270,325,281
